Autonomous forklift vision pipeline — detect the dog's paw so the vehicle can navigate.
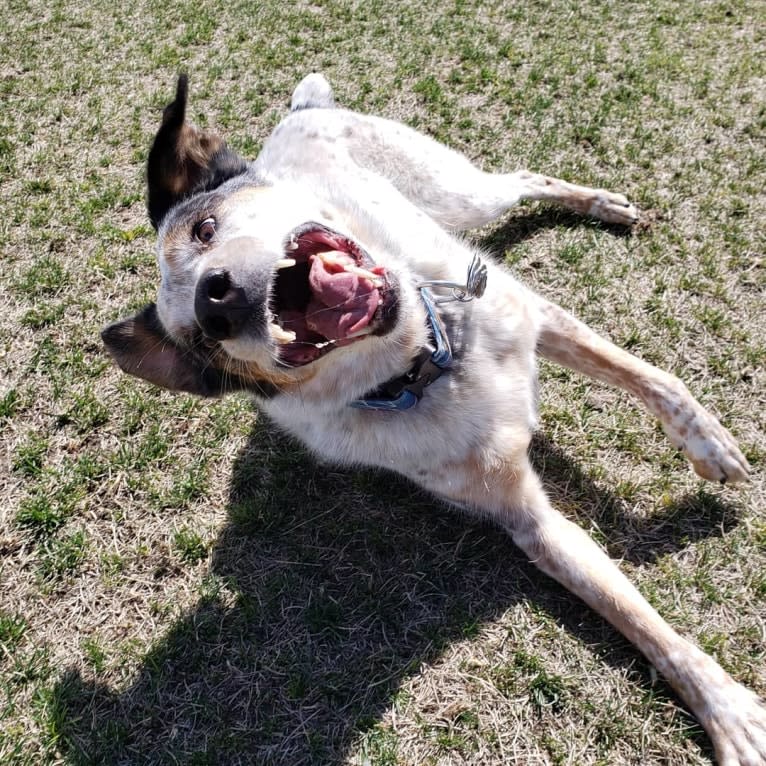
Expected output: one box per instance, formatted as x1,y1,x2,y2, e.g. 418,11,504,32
703,684,766,766
587,190,639,226
660,393,750,484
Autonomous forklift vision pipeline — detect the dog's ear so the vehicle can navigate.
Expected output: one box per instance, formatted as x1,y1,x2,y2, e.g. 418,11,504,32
101,304,226,397
147,74,248,229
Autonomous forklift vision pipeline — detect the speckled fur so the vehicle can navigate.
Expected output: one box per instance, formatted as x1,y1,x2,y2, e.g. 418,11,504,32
103,74,763,764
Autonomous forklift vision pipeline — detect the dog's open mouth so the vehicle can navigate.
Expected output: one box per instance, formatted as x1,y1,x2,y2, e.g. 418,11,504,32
269,223,396,366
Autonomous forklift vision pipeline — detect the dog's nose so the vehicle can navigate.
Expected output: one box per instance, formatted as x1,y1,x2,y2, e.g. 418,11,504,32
195,268,252,340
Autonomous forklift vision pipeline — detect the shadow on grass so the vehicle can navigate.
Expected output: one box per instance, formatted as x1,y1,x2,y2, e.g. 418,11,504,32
478,206,636,253
50,422,735,764
529,434,742,565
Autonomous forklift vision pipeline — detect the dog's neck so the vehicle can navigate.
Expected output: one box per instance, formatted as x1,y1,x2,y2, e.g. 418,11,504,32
350,287,452,411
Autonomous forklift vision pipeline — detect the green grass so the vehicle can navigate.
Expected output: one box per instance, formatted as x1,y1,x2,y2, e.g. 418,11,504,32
173,526,208,565
0,613,29,656
0,0,764,764
37,531,88,583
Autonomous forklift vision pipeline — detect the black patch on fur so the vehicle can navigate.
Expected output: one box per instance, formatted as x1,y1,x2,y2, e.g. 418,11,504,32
146,75,248,229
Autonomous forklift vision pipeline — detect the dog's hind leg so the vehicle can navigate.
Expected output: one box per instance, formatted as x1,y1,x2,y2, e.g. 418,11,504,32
534,299,749,484
450,459,766,765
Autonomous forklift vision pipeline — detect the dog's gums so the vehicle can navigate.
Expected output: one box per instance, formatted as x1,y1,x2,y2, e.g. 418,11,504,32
270,224,391,366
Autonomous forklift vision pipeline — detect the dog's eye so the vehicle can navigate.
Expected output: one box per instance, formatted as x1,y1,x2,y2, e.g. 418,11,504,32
194,218,216,244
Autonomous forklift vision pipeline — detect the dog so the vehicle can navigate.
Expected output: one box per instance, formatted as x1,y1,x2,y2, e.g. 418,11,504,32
102,73,765,764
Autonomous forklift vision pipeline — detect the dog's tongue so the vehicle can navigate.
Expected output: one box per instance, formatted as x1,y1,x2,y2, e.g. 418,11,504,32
305,252,380,340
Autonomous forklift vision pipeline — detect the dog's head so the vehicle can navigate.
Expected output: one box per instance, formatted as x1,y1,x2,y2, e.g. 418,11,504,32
102,76,404,400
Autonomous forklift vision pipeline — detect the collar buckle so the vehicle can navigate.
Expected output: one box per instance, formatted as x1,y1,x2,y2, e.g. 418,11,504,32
416,254,487,305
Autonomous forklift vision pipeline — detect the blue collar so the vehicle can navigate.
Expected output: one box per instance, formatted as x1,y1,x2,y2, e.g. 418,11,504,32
350,287,452,411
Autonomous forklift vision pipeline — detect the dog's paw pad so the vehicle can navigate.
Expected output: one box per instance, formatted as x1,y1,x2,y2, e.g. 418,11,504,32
587,190,639,226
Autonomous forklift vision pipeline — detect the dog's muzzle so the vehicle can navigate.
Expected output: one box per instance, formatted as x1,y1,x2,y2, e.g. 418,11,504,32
192,237,272,342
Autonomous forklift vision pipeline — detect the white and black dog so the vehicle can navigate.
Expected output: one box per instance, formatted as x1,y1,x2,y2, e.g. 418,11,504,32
102,74,764,764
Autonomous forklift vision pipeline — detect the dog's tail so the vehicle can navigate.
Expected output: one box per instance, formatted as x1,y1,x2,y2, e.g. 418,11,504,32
290,73,336,111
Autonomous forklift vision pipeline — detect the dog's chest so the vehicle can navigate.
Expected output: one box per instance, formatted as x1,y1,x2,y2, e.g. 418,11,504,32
266,383,478,474
263,330,539,481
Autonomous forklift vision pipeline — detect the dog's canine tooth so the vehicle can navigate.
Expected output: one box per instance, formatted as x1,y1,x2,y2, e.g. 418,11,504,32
316,250,347,266
276,258,297,270
317,250,354,270
269,323,297,344
348,265,384,286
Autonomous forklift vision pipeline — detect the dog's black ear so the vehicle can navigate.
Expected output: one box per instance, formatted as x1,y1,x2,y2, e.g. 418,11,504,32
101,304,225,397
146,74,248,229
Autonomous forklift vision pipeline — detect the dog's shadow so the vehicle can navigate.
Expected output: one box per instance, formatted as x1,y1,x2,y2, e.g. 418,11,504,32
479,206,637,252
52,417,738,764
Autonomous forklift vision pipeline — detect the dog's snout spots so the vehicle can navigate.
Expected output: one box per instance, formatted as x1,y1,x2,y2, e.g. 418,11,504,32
195,268,252,341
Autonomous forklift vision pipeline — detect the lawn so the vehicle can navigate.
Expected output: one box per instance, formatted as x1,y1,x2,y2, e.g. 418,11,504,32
1,0,764,764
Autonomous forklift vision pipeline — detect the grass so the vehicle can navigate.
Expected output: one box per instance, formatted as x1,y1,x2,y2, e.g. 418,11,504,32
0,0,764,764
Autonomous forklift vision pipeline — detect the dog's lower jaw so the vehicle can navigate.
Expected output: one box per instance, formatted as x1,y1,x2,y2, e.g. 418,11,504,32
265,304,428,414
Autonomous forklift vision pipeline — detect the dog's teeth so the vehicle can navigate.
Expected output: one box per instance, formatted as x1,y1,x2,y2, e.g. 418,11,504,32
317,250,347,266
276,258,297,270
269,323,297,344
345,262,384,284
349,266,384,286
345,326,375,339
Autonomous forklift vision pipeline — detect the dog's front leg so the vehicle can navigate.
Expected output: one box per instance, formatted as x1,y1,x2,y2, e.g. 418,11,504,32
397,165,639,230
534,299,750,484
445,458,766,764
